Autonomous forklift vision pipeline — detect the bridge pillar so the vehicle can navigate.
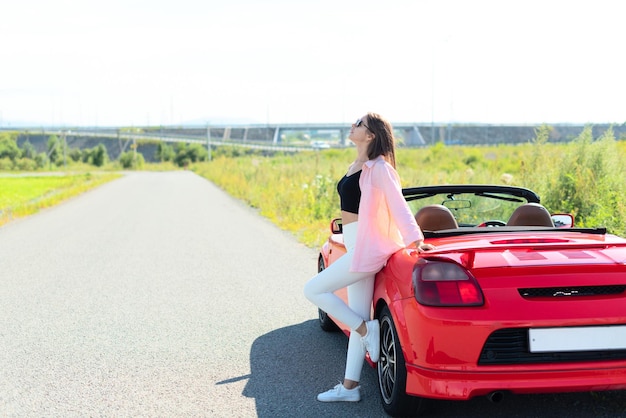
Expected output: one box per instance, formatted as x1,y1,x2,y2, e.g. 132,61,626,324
405,126,425,146
339,128,347,146
273,126,281,144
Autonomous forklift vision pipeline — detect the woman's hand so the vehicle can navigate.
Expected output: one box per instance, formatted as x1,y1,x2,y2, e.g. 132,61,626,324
415,241,436,253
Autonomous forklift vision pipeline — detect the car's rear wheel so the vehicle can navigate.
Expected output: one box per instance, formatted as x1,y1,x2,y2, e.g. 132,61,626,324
318,308,339,332
317,255,339,332
378,306,428,416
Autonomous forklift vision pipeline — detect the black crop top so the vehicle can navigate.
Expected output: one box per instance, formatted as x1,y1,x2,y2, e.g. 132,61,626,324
337,170,362,214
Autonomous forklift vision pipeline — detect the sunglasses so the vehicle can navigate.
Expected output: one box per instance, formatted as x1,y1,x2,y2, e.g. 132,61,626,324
355,118,372,132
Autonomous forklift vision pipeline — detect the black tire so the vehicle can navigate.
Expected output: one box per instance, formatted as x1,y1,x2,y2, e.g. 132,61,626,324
318,308,339,332
317,255,339,332
378,305,429,416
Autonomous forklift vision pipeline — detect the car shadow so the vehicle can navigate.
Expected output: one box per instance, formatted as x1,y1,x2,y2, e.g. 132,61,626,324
224,320,626,418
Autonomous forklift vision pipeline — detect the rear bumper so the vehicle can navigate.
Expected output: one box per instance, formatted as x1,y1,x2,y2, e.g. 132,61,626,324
405,363,626,400
391,287,626,400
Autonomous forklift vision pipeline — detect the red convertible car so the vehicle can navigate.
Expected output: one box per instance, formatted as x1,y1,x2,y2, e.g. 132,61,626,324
317,185,626,416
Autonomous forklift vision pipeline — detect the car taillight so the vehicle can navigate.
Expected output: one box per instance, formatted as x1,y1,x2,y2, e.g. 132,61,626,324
413,259,484,307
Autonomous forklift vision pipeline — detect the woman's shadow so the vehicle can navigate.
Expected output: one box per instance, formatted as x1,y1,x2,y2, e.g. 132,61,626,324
232,319,386,417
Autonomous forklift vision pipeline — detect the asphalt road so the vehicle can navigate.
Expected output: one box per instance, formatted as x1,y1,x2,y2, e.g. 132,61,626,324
0,171,624,417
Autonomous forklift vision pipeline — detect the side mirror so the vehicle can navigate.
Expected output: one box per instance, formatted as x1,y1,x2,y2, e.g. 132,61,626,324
551,214,574,228
330,218,343,234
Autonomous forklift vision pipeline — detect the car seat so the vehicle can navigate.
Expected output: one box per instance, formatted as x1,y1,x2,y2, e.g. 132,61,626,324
506,203,554,227
415,204,459,231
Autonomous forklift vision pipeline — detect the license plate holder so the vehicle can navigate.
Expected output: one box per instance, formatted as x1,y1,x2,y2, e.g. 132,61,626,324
529,325,626,353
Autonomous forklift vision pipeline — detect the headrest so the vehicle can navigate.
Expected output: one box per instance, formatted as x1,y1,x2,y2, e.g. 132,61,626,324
415,204,459,231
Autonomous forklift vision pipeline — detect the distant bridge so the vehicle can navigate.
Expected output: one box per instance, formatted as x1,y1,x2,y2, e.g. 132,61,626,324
34,127,315,155
250,122,426,146
6,123,623,154
8,122,426,150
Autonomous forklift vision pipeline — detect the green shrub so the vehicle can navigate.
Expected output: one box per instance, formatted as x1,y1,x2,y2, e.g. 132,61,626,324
47,135,62,165
0,134,21,161
34,153,48,169
173,142,208,167
91,144,108,167
119,151,145,169
20,140,36,160
78,144,109,167
462,152,482,168
541,126,626,233
68,148,82,162
0,157,14,170
155,143,175,162
15,158,38,171
212,145,243,158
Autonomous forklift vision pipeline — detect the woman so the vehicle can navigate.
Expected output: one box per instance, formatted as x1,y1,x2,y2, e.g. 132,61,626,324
304,112,434,403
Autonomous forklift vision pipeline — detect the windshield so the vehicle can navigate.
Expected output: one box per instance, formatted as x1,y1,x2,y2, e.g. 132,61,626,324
405,192,525,227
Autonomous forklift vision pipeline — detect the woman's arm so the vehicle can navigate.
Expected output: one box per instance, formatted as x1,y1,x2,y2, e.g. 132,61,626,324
372,161,424,244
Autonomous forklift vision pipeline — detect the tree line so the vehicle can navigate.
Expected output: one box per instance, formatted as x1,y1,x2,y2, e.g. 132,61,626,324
0,132,216,170
0,132,110,169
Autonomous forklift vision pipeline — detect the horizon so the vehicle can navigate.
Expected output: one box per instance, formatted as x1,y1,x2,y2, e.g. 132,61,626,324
2,120,622,133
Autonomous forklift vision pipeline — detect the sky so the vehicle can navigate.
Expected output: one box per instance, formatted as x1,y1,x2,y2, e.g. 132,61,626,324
1,0,624,127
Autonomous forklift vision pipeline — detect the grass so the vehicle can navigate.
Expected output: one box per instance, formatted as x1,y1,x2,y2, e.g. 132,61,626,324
0,172,122,227
193,131,626,248
191,146,529,247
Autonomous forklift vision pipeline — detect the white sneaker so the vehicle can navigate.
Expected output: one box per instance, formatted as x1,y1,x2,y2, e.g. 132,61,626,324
317,383,361,402
361,319,380,362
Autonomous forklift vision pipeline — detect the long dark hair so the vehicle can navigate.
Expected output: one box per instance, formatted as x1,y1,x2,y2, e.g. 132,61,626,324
365,112,396,168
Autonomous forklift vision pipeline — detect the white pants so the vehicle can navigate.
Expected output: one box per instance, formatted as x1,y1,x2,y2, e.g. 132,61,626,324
303,222,378,382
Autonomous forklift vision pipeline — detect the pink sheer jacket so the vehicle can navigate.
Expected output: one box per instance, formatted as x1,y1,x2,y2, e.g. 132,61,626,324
350,156,424,272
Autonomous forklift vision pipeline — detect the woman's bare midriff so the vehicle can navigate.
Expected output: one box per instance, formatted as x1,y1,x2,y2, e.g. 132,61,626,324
341,211,358,227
